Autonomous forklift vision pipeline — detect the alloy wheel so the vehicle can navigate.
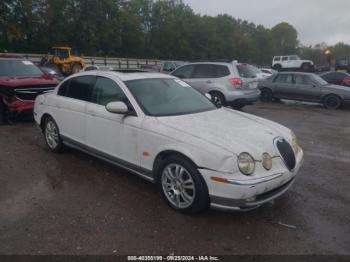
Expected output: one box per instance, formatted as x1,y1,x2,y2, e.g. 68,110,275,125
45,120,59,149
161,163,196,209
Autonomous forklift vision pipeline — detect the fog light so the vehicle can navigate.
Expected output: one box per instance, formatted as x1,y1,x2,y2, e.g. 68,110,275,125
246,196,256,202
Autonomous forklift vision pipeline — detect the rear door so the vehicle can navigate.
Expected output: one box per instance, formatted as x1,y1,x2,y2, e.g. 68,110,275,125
272,73,295,99
53,75,95,143
188,64,232,94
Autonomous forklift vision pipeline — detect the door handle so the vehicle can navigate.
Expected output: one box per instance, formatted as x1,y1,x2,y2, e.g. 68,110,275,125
206,80,212,84
55,103,61,108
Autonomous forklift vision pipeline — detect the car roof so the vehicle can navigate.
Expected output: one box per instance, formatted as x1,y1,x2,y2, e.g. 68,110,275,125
278,71,313,76
71,70,174,82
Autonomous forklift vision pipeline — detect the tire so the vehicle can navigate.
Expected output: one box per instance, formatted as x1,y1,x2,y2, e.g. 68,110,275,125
260,88,273,102
71,63,82,74
159,155,209,214
210,92,225,108
323,95,342,110
43,116,65,153
301,63,310,72
273,64,282,71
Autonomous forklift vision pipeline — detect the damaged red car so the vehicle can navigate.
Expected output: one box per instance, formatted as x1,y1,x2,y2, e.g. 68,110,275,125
0,56,60,122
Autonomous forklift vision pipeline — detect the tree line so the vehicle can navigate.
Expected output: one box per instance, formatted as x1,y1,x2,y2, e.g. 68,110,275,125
1,0,349,66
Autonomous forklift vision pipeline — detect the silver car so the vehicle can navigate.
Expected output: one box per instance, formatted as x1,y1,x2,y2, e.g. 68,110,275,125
259,72,350,109
170,61,260,109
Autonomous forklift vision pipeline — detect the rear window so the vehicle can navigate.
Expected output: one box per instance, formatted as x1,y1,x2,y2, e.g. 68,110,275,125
236,64,256,78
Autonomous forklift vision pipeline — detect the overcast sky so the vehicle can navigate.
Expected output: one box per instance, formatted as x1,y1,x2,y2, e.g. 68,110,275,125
182,0,350,46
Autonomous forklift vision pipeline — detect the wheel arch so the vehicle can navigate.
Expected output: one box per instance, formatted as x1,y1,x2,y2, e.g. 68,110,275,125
40,113,53,131
208,90,226,103
152,150,199,182
322,93,343,104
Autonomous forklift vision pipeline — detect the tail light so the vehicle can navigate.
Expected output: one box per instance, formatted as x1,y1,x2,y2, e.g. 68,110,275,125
341,77,350,86
229,78,242,89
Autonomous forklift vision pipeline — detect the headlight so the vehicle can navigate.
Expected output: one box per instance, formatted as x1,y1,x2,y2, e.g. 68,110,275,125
291,132,299,153
262,152,272,170
237,153,255,175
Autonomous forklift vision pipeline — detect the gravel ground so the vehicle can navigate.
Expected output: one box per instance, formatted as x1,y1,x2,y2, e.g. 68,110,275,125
0,101,349,255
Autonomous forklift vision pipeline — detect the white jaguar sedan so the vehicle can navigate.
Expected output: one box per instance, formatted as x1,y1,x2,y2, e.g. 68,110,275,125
34,70,303,213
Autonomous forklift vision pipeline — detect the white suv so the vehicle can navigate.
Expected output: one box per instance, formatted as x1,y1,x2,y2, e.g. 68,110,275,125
272,55,314,72
34,71,303,213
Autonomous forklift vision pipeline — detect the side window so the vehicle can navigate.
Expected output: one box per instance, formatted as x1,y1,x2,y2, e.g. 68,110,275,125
274,74,293,84
57,80,70,96
321,73,333,81
92,77,128,106
282,56,289,61
163,62,176,72
295,75,312,85
66,76,95,101
192,64,217,78
274,57,281,61
171,65,195,79
213,65,230,78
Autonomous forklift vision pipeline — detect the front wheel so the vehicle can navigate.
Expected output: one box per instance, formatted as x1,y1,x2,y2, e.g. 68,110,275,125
159,156,209,214
44,116,64,152
301,63,310,71
323,95,342,110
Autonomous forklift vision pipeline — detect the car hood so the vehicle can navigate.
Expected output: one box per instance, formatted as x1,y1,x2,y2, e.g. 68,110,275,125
326,84,350,92
156,108,292,159
0,75,59,88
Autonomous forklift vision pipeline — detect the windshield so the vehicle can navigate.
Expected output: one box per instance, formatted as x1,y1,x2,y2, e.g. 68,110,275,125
0,60,43,77
125,78,217,116
312,74,328,85
237,64,257,78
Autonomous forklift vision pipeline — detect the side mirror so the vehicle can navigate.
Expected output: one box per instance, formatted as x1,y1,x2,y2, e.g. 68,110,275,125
205,93,212,100
106,101,129,114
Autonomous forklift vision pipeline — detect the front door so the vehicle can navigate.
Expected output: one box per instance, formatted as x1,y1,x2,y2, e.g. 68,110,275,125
293,74,321,102
85,76,142,167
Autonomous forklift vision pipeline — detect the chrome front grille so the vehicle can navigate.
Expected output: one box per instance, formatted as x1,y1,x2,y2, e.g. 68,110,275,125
274,137,296,170
14,87,55,101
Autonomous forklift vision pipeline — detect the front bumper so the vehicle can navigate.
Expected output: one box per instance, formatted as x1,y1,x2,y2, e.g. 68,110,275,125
199,148,304,211
210,177,295,211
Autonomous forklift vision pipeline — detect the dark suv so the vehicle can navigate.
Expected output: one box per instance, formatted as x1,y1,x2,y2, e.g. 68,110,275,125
0,56,60,123
335,58,350,73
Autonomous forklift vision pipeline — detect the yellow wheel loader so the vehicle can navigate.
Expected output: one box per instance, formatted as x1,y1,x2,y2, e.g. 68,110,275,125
40,47,85,76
